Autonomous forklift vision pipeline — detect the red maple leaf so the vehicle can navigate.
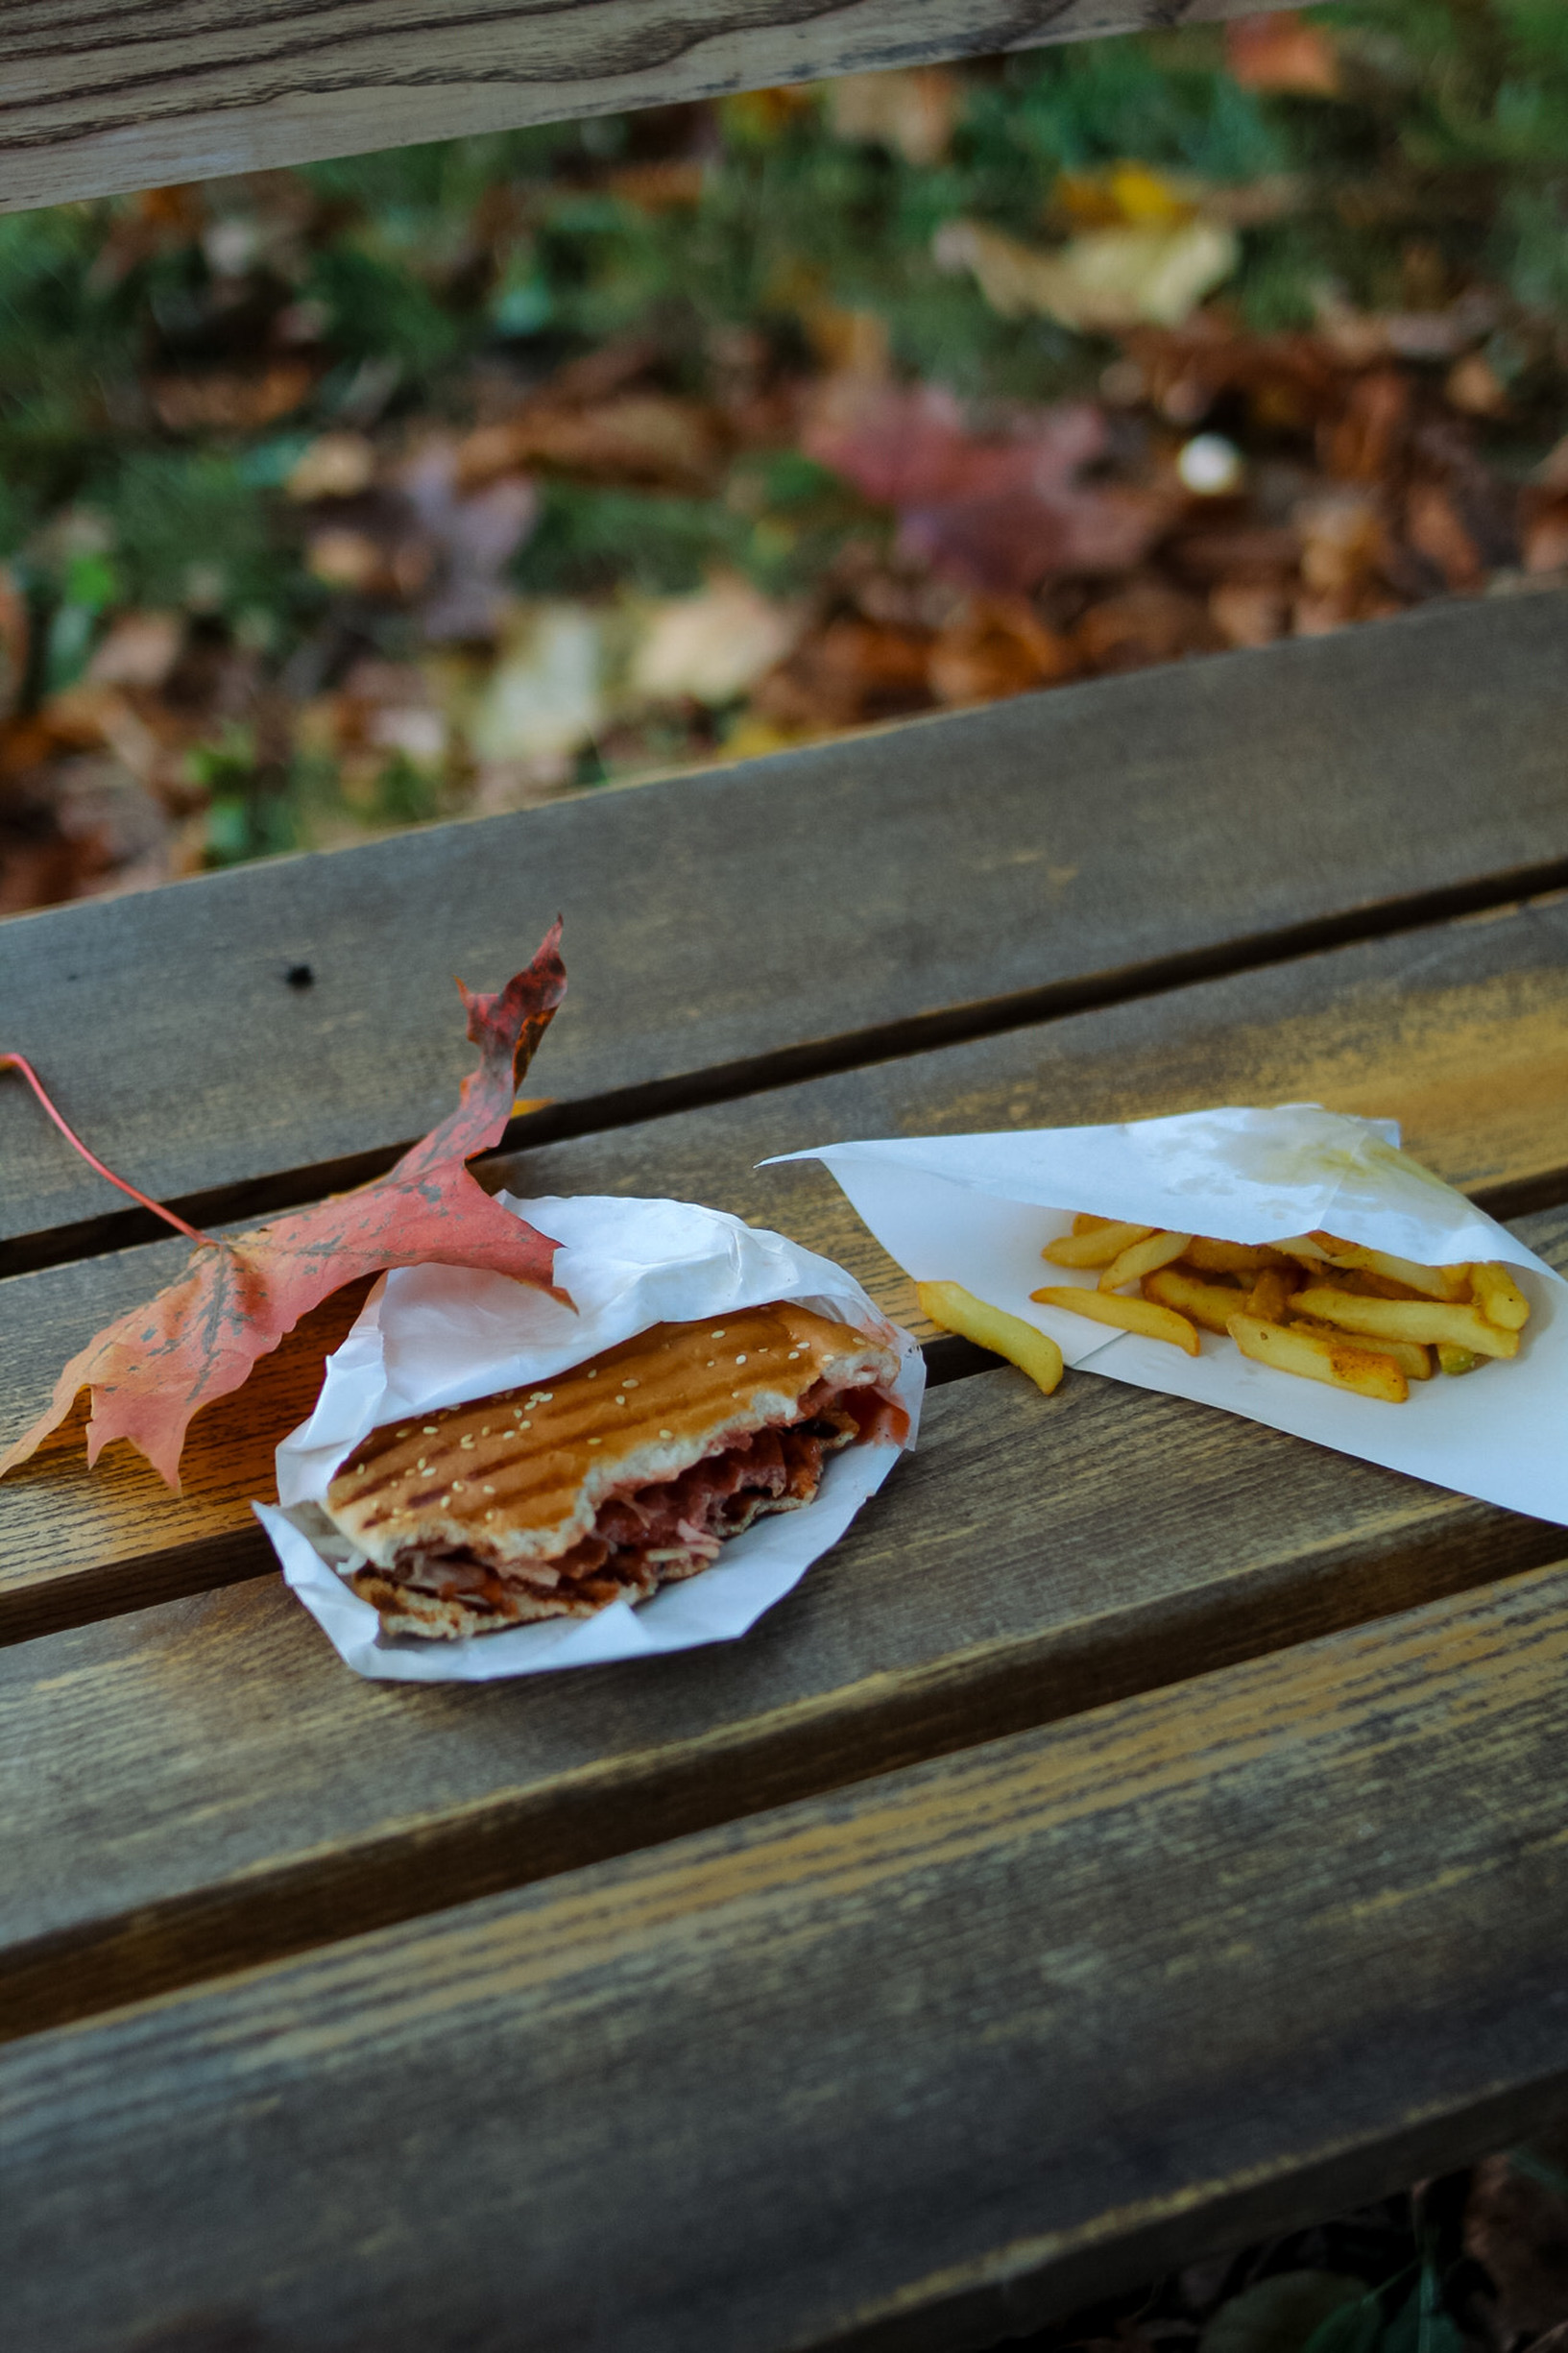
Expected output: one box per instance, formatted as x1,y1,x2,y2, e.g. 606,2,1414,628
1,922,568,1490
805,379,1167,595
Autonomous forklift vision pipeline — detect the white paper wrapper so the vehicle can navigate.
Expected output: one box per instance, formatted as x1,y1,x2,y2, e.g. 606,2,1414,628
253,1193,923,1682
772,1104,1567,1527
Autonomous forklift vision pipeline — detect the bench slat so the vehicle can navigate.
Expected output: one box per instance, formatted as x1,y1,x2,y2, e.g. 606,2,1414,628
10,1298,1568,2040
9,1560,1568,2353
4,894,1565,1643
2,0,1296,215
4,595,1566,1270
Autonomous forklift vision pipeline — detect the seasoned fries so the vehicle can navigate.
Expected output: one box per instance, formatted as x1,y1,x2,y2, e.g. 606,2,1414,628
1041,1220,1152,1269
1290,1285,1520,1360
1245,1265,1298,1322
1470,1261,1531,1330
1098,1228,1192,1293
1031,1283,1200,1356
1183,1236,1275,1277
1228,1313,1409,1405
1301,1233,1470,1301
1033,1213,1532,1406
917,1281,1064,1396
1287,1315,1432,1380
1143,1265,1250,1336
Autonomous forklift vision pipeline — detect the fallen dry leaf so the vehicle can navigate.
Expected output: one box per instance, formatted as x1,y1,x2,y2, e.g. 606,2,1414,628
0,567,29,723
1208,578,1291,646
1322,368,1411,484
928,596,1075,705
1445,351,1509,418
1294,491,1387,600
1225,10,1339,95
1073,580,1222,672
151,361,316,435
604,158,708,211
286,432,378,502
1464,2149,1568,2338
630,573,801,705
828,67,959,168
753,613,933,730
1522,488,1568,575
0,924,568,1489
84,611,184,691
1405,480,1485,589
398,440,540,643
457,395,730,496
1056,161,1196,230
807,380,1168,594
935,215,1240,334
468,603,606,763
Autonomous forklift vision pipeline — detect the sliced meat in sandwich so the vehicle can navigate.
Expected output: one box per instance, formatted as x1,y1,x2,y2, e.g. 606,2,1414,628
323,1301,905,1639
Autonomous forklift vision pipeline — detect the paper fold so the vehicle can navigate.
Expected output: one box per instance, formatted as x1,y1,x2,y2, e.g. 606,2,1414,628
254,1194,922,1682
773,1104,1567,1528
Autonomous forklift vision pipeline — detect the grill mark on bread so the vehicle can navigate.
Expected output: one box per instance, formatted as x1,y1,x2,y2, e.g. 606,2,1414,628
326,1304,898,1570
322,1303,905,1639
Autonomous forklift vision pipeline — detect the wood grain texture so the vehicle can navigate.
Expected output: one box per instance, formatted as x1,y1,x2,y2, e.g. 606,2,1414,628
3,893,1566,1644
11,1560,1568,2353
0,0,1290,215
4,592,1567,1269
11,1267,1568,2040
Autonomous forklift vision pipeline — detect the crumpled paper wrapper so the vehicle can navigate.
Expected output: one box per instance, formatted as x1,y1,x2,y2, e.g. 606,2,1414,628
253,1193,922,1682
773,1104,1567,1527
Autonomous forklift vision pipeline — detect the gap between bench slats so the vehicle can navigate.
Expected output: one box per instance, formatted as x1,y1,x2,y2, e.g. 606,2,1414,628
3,889,1565,1647
8,1560,1568,2353
3,592,1566,1273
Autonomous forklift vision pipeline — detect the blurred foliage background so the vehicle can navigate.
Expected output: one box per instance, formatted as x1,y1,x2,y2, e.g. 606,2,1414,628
2,0,1566,911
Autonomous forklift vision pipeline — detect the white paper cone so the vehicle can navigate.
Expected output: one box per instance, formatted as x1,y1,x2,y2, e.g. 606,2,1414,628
254,1194,922,1681
771,1104,1567,1527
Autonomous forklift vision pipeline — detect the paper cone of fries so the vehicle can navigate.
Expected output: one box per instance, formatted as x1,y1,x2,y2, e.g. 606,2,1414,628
773,1104,1568,1527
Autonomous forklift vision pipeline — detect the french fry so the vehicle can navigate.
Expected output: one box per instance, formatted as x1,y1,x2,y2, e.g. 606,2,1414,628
1291,1284,1519,1361
1305,1233,1470,1301
1038,1207,1527,1408
1042,1220,1153,1269
1183,1237,1275,1277
1245,1265,1299,1322
1228,1313,1408,1404
1288,1315,1432,1380
1469,1261,1531,1331
1328,1268,1433,1302
1098,1228,1193,1293
1271,1237,1336,1268
916,1281,1065,1396
1032,1283,1200,1356
1144,1265,1247,1336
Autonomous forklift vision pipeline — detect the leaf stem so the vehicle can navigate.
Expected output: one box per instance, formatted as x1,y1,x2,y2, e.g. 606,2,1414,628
1,1054,213,1245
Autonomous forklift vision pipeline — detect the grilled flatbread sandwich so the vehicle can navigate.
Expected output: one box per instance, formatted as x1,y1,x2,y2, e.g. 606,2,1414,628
324,1301,905,1639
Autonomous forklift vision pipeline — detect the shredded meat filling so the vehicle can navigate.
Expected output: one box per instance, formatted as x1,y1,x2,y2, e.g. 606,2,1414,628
368,1379,899,1628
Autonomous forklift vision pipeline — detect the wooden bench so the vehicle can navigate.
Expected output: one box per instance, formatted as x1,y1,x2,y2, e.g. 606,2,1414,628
4,0,1284,211
5,586,1568,2352
8,8,1568,2346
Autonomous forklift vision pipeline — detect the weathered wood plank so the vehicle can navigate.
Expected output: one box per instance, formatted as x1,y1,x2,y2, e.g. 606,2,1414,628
3,889,1565,1641
10,1561,1568,2353
4,892,1565,1645
0,0,1292,216
4,593,1567,1271
11,1273,1568,2041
